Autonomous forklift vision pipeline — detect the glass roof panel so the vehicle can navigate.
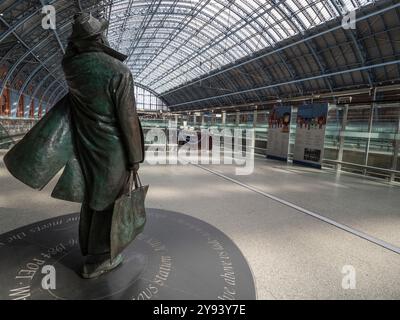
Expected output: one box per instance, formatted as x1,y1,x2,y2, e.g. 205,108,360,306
107,0,376,94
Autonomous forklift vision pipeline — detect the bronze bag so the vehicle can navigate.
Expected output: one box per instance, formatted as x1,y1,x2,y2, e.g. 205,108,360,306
110,172,149,261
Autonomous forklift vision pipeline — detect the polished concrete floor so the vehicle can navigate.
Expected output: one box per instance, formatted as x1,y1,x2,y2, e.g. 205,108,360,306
1,149,400,299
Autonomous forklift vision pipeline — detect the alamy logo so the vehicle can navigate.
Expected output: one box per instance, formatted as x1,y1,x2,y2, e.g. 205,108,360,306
41,265,56,290
341,265,356,290
42,5,56,30
342,8,356,30
145,125,255,175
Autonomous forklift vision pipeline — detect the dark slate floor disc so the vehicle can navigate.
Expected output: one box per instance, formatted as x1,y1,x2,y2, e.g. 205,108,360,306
0,208,256,300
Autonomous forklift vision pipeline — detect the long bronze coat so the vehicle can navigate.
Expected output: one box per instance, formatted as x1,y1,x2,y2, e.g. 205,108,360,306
4,42,144,211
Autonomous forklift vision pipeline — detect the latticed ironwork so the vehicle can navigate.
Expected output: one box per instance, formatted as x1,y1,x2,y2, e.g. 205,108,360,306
0,0,399,113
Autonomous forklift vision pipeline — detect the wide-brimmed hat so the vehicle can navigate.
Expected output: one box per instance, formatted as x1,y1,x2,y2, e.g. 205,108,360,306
65,12,128,62
69,12,109,41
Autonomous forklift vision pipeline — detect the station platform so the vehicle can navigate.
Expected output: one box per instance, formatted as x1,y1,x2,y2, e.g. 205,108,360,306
1,150,400,299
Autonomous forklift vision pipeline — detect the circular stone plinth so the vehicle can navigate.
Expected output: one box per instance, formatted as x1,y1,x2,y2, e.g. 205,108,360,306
0,208,256,300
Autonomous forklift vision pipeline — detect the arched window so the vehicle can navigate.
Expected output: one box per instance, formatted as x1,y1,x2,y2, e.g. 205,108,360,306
134,85,168,112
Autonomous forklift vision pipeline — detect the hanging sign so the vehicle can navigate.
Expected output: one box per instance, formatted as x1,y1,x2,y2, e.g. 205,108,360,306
267,106,292,161
293,103,328,168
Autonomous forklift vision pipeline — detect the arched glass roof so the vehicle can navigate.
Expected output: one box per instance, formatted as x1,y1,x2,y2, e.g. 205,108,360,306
107,0,375,94
134,84,169,111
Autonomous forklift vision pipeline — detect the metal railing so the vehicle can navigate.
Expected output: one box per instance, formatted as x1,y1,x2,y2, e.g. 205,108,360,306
0,119,36,149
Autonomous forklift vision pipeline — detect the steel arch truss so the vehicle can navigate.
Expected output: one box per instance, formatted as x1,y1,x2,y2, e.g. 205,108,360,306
107,0,378,95
1,0,399,114
0,0,112,114
160,0,400,110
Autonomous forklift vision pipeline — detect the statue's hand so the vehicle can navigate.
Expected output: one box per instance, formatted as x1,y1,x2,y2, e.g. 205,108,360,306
129,163,140,173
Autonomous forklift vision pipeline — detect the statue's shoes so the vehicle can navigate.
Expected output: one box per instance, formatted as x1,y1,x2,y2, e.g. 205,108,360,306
81,254,123,279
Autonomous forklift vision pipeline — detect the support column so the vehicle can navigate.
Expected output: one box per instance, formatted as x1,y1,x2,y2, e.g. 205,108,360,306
391,115,400,182
3,87,10,117
29,99,35,118
363,88,377,174
253,109,258,128
337,104,349,172
38,104,43,119
201,113,205,127
17,95,24,118
235,111,240,126
222,111,226,126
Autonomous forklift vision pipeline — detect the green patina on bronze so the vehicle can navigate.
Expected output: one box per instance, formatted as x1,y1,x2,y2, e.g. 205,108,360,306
4,96,83,195
4,35,144,211
4,13,146,273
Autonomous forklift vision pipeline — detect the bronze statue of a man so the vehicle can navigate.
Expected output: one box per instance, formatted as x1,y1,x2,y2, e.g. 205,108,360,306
4,13,145,279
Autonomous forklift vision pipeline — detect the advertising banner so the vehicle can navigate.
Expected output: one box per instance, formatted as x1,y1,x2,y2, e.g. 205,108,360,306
293,103,328,168
267,106,292,161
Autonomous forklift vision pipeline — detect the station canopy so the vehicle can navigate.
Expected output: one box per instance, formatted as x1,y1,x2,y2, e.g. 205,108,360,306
107,0,375,94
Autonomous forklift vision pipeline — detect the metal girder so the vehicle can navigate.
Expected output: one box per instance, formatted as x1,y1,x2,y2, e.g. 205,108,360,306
39,79,63,111
125,0,163,63
145,0,309,96
77,0,83,11
252,58,281,98
10,24,70,95
348,29,374,86
25,79,66,117
161,2,400,97
168,60,400,108
134,0,213,80
0,15,65,97
50,86,67,107
29,72,56,107
111,1,272,89
2,0,398,115
0,51,32,97
0,2,70,71
39,0,66,54
332,0,374,86
150,0,311,91
0,0,113,117
47,83,64,105
46,82,68,109
133,0,215,82
276,0,335,94
43,81,167,113
13,17,77,104
47,83,65,107
147,0,277,90
114,0,135,50
0,5,40,43
104,0,114,30
16,51,60,106
134,82,168,105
